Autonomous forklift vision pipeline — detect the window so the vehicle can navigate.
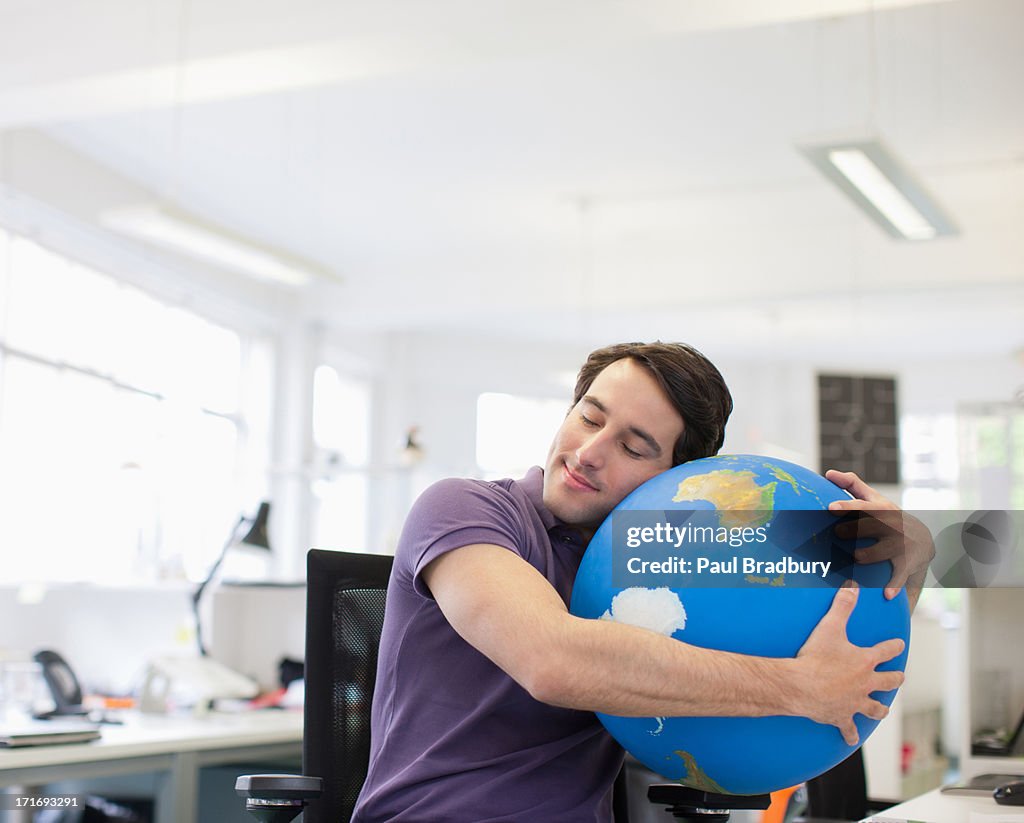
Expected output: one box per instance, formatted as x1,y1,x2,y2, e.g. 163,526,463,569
313,364,370,466
0,227,274,584
899,414,959,509
957,402,1024,509
310,365,371,551
476,392,568,479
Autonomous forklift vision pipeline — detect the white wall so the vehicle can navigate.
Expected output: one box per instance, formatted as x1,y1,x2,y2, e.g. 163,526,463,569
210,584,306,691
0,584,196,696
359,332,1024,530
0,583,306,704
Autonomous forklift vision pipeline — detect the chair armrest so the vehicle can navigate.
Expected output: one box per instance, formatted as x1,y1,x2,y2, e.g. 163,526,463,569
235,774,323,823
235,774,323,801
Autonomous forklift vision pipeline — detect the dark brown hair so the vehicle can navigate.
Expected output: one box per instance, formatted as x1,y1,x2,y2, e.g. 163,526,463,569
571,342,733,465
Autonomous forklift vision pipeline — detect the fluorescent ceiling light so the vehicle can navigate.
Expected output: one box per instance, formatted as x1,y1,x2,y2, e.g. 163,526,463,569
101,204,331,287
798,139,956,241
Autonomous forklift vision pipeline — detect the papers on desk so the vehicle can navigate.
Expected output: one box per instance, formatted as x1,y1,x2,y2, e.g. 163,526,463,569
0,720,100,747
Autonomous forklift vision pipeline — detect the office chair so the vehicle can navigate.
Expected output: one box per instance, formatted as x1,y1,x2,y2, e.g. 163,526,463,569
642,746,890,822
236,549,393,823
800,749,870,821
791,748,897,823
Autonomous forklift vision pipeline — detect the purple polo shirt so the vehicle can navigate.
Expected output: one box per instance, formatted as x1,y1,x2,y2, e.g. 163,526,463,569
351,467,623,822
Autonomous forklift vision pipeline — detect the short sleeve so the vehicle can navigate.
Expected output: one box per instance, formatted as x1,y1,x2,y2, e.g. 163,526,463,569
396,477,529,599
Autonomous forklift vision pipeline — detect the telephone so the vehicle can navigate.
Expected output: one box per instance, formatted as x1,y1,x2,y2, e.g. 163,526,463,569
32,649,88,718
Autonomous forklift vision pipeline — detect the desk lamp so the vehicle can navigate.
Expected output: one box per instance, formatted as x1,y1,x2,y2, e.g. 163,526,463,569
193,501,272,657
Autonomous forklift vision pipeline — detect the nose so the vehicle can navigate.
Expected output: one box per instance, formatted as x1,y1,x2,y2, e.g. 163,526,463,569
576,430,608,469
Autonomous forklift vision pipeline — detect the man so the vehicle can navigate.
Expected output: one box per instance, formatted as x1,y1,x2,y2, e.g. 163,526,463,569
352,342,929,822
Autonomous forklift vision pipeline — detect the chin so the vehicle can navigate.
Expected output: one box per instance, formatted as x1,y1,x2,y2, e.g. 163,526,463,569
544,489,580,525
550,498,603,533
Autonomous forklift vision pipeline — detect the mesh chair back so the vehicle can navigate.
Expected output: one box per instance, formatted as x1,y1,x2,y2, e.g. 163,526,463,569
804,748,868,821
303,549,393,823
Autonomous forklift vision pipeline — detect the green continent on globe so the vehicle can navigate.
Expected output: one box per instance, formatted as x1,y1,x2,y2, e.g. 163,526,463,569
768,464,801,494
769,461,831,507
744,573,786,587
671,469,776,529
672,750,729,794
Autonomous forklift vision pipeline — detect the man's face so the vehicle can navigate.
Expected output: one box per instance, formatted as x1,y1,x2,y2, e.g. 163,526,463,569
543,358,684,538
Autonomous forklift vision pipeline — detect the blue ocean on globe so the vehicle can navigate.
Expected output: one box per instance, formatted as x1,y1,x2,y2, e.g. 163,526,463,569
569,454,910,796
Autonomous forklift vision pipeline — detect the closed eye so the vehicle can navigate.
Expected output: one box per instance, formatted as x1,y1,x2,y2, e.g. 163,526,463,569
580,413,599,427
622,443,643,458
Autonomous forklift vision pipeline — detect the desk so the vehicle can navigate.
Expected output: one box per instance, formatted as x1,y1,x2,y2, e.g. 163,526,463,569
0,710,302,823
878,786,1024,822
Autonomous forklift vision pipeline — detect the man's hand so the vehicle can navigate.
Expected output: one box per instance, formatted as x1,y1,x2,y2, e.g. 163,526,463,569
825,469,935,608
794,584,906,746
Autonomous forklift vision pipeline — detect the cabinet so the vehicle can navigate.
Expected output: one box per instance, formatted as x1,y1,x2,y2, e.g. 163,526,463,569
863,610,950,800
957,588,1024,779
955,401,1024,778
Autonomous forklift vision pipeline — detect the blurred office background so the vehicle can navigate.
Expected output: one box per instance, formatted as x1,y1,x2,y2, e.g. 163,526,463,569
1,0,1023,803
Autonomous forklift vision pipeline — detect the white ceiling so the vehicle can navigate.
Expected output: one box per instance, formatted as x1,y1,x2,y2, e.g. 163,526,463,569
1,0,1022,360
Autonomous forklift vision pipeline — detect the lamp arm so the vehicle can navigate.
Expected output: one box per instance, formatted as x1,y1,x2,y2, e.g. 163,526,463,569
193,515,247,656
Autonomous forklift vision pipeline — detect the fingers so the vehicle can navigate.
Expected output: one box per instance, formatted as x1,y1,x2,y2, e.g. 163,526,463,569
819,582,859,630
861,548,909,597
850,540,899,563
837,692,901,745
825,469,888,504
861,700,891,722
873,636,906,663
803,581,907,746
835,686,902,744
832,510,913,600
839,720,860,747
835,679,902,746
798,585,857,662
829,497,900,517
873,669,906,693
825,471,930,605
834,510,904,536
884,569,909,600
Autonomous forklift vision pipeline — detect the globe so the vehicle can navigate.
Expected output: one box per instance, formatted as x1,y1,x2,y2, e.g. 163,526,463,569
569,454,910,796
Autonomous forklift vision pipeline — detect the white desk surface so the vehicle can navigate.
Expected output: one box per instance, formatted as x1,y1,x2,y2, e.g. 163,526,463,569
0,709,302,771
0,709,302,823
878,787,1024,822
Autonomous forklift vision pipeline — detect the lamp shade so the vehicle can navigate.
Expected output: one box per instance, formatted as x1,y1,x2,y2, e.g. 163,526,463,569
240,501,272,550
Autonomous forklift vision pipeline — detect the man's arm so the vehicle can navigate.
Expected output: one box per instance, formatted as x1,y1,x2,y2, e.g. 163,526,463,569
423,544,904,746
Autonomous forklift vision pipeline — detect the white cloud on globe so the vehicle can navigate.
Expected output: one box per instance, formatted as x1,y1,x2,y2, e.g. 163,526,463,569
600,587,687,636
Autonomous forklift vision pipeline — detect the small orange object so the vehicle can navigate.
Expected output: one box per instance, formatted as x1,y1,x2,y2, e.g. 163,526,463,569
248,687,288,710
760,784,800,823
101,696,136,709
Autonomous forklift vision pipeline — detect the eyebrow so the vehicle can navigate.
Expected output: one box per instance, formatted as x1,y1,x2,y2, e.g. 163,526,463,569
582,395,663,457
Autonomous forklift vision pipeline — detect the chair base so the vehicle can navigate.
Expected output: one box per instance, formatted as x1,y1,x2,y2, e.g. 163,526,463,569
240,801,306,823
647,784,771,821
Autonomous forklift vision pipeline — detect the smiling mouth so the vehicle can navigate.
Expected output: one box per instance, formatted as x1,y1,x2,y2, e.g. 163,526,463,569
563,461,598,492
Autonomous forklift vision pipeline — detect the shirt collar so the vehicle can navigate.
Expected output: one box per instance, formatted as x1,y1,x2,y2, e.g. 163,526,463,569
518,466,557,530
